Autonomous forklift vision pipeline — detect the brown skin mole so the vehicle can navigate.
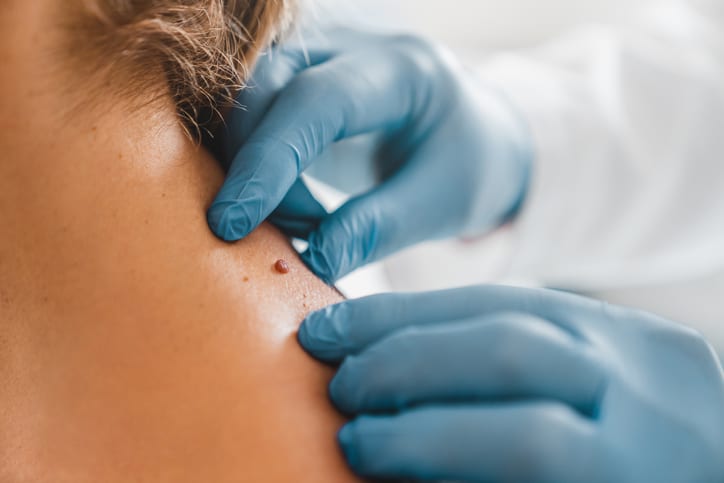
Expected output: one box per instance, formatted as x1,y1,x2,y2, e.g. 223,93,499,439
274,259,290,274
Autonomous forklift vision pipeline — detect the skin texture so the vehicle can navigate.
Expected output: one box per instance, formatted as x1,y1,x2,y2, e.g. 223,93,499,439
0,2,357,482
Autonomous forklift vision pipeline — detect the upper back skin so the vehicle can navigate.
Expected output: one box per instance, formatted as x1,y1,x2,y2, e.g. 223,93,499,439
0,2,359,482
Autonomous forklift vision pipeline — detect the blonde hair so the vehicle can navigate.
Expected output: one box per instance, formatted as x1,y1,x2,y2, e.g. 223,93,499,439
66,0,293,138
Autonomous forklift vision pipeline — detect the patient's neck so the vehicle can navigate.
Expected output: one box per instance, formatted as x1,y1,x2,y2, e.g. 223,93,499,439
0,70,212,306
0,1,191,234
0,94,191,242
0,2,230,339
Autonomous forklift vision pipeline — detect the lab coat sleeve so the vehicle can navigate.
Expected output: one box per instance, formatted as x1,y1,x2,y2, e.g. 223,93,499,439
477,0,724,291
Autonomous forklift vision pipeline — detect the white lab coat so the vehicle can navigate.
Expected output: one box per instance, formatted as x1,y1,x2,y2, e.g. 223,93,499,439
378,0,724,355
476,0,724,354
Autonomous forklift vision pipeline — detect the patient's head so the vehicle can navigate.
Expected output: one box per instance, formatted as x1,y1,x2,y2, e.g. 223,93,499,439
0,0,291,143
71,0,292,137
69,0,292,137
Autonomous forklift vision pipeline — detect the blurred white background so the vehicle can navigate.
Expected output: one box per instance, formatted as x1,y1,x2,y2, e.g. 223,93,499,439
311,0,654,53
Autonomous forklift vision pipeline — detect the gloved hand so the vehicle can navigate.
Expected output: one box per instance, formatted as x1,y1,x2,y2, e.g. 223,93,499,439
207,29,532,283
298,285,724,483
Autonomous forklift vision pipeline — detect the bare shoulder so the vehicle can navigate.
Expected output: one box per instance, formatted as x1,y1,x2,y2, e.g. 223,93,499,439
0,143,356,482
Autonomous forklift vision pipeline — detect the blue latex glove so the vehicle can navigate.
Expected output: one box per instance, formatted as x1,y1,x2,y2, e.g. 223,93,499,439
207,30,532,283
298,285,724,482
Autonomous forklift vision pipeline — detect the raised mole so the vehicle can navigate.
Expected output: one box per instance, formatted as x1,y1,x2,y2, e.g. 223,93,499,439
274,259,290,274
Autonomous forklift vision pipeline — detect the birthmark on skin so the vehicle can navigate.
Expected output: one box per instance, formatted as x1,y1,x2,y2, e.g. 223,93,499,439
274,259,290,274
243,276,249,282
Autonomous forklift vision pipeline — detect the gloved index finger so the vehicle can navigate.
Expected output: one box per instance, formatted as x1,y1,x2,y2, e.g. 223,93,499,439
220,47,336,165
207,48,428,241
298,286,602,362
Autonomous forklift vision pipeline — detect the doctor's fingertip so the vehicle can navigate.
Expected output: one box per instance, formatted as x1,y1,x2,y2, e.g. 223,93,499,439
297,309,348,362
300,241,338,286
206,201,253,241
296,320,315,352
337,423,362,472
